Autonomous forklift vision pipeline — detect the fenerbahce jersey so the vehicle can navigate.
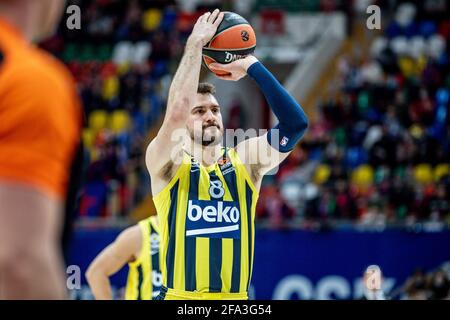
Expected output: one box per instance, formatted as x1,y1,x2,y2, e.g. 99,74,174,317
153,147,258,300
125,216,162,300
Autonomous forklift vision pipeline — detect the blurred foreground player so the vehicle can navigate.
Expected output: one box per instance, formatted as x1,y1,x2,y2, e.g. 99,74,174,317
146,9,308,300
0,0,82,299
86,216,161,300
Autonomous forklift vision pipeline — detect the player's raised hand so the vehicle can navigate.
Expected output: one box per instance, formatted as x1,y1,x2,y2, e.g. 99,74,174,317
209,55,259,81
189,9,224,46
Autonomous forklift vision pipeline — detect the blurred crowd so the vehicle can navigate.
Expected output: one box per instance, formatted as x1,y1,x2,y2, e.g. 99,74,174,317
39,1,450,229
257,2,450,229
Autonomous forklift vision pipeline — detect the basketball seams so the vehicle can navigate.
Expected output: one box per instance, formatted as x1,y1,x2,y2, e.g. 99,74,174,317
207,24,253,48
203,45,256,52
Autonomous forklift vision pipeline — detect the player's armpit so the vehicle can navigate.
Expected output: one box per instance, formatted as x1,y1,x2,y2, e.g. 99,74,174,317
236,133,290,184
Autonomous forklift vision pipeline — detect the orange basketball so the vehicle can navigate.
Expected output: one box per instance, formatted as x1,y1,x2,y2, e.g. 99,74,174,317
202,12,256,76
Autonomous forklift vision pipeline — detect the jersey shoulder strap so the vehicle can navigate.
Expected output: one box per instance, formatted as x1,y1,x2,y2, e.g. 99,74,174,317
226,147,257,193
149,215,159,234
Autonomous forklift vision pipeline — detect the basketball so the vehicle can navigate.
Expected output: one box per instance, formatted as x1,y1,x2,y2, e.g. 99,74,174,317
202,11,256,76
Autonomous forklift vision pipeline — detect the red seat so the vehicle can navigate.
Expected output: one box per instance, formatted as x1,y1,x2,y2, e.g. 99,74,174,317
260,9,285,35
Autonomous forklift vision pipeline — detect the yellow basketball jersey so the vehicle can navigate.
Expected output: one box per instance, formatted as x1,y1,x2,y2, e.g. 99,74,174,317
125,216,162,300
153,147,258,300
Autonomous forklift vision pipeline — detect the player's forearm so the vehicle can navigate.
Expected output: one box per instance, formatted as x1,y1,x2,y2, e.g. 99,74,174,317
247,61,308,151
166,37,203,121
248,62,308,132
86,270,113,300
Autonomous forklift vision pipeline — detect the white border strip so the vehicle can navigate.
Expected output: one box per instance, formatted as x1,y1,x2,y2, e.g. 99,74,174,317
186,224,239,236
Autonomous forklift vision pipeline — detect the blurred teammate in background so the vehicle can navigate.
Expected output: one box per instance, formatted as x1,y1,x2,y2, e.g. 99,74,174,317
146,9,308,300
86,216,161,300
0,0,82,299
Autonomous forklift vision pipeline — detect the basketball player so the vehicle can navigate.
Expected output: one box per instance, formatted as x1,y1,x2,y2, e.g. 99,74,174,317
86,216,161,300
146,9,308,300
0,1,82,299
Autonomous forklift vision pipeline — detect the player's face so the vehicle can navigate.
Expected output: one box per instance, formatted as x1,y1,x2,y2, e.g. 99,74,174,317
35,0,66,41
187,93,224,146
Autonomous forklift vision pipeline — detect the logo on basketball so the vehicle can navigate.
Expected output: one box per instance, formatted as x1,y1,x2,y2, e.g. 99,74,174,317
241,30,250,41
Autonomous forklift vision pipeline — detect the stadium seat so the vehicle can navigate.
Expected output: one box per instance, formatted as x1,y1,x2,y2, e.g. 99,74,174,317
102,76,119,100
132,41,152,64
117,62,131,75
414,164,433,184
260,9,285,35
351,165,374,186
176,11,198,33
427,34,446,60
409,36,426,59
438,20,450,39
142,9,162,31
345,147,368,169
313,164,331,184
434,164,450,182
82,128,95,150
97,44,112,62
409,124,424,139
109,110,131,134
88,110,108,132
112,41,133,65
390,36,409,56
398,56,416,77
160,7,178,32
394,3,416,28
420,21,437,38
370,36,388,58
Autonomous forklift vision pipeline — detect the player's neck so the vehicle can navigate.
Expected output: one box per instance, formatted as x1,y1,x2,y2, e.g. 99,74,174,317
186,140,223,167
0,4,40,42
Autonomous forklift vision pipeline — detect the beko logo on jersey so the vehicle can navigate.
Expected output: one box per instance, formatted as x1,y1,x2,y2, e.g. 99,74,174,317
188,200,239,223
186,200,241,239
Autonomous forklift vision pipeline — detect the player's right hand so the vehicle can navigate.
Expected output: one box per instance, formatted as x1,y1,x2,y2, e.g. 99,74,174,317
189,9,224,47
209,55,259,81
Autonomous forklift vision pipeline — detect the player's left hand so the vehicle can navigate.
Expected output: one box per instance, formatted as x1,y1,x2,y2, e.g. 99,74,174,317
209,55,259,81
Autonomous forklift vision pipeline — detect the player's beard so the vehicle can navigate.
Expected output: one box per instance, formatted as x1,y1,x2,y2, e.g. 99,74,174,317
190,124,223,146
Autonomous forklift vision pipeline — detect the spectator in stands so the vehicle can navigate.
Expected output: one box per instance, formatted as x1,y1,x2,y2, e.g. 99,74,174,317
428,269,450,300
404,268,429,300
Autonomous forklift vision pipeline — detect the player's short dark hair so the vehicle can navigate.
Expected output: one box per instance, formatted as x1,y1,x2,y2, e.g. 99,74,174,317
197,82,216,95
